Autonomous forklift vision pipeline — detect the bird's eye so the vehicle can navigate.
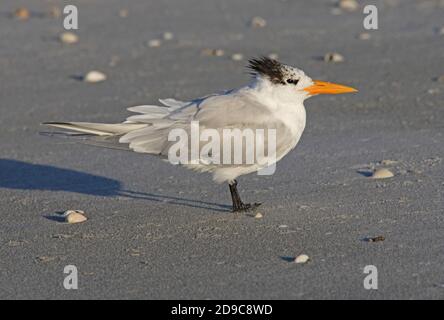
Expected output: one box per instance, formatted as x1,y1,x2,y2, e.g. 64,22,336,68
287,79,299,85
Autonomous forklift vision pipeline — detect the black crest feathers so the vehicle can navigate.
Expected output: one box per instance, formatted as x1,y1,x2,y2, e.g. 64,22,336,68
247,57,285,84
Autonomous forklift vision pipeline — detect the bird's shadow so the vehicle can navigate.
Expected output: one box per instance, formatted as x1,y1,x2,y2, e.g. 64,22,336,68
0,159,230,212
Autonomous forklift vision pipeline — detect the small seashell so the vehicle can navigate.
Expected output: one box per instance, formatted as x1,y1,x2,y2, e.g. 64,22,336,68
371,168,394,179
59,32,79,44
250,16,267,28
148,39,162,47
338,0,359,12
294,254,310,264
201,48,225,57
324,52,345,63
231,53,243,61
268,53,279,60
14,7,30,20
163,32,174,41
63,210,87,224
84,71,107,83
358,32,371,40
254,212,263,219
119,9,129,18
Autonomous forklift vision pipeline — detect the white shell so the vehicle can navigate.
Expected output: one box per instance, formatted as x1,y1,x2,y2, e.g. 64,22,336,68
254,212,263,219
250,16,267,28
231,53,243,61
163,32,174,40
358,32,371,40
339,0,359,11
295,254,310,264
324,52,345,63
84,71,107,83
59,32,79,44
148,39,162,47
371,168,394,179
63,210,87,224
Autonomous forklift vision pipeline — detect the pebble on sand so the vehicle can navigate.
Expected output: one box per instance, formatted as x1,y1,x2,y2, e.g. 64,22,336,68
231,53,244,61
14,7,30,20
250,16,267,28
148,39,162,48
59,32,79,44
63,210,87,224
338,0,359,12
163,32,174,41
84,71,107,83
371,168,394,179
294,254,310,264
324,52,345,63
201,48,225,57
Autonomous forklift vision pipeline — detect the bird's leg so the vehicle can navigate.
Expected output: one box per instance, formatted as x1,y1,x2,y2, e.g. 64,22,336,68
228,180,261,212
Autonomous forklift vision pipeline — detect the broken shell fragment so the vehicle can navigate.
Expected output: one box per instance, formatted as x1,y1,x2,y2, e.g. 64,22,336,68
254,212,263,219
366,236,385,242
371,168,394,179
163,32,174,41
231,53,243,61
59,32,79,44
338,0,359,12
324,52,345,63
250,16,267,28
201,48,225,57
294,254,310,264
148,39,162,47
358,32,371,40
63,210,87,224
84,71,107,83
14,7,30,20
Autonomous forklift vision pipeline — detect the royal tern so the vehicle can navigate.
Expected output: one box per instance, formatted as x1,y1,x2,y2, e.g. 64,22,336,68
44,57,357,212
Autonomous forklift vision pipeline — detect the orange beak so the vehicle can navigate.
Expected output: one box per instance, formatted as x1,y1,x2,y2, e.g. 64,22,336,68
304,80,358,95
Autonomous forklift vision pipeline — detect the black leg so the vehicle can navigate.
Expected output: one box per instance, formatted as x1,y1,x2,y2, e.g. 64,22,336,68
228,180,261,212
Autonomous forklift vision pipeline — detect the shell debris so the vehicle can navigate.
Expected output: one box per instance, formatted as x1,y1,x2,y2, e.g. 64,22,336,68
201,48,225,57
358,32,371,40
324,52,345,63
250,16,267,28
231,53,244,61
14,7,30,20
163,32,174,41
63,210,87,224
371,168,394,179
254,212,263,219
83,71,107,83
148,39,162,48
338,0,359,12
294,254,310,264
59,32,79,44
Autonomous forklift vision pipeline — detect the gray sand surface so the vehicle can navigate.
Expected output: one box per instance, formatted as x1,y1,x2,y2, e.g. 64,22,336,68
1,0,443,299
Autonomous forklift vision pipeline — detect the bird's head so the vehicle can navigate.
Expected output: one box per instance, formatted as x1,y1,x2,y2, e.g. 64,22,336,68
248,57,357,103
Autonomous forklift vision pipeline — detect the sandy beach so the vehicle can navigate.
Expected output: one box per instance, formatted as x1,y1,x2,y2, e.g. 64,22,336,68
0,0,443,299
